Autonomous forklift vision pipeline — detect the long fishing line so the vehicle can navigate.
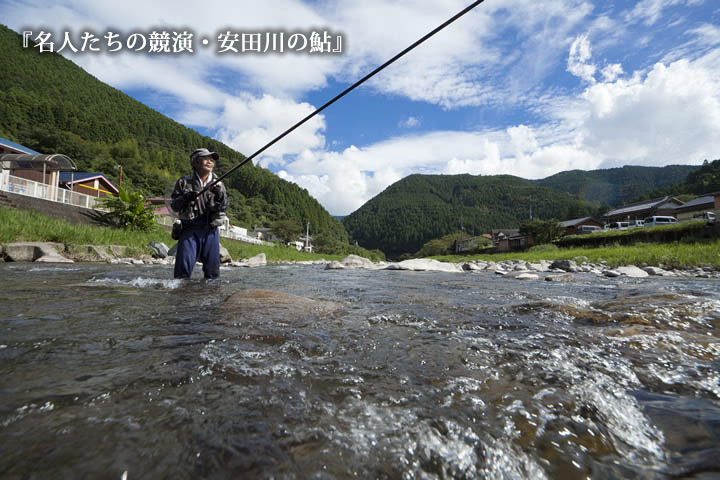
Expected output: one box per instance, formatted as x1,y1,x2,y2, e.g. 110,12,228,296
200,0,486,194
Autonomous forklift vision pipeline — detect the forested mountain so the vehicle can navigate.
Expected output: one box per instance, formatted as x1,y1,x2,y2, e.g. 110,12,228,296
533,164,699,206
0,25,347,244
342,174,600,258
629,159,720,201
342,163,701,258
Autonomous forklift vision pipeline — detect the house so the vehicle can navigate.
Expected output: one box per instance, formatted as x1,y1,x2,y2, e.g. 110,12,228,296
1,137,77,201
670,192,720,221
560,216,604,235
490,229,520,244
496,233,533,252
59,172,119,199
602,196,684,224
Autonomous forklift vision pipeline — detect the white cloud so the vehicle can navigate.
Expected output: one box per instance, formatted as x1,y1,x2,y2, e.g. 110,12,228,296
567,34,597,83
398,116,421,128
214,94,326,168
624,0,702,26
579,58,720,167
279,51,720,215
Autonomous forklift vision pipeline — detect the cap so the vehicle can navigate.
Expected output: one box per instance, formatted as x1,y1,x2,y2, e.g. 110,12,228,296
190,148,219,161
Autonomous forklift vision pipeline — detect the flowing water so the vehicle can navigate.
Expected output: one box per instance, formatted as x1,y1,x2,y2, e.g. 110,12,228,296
1,263,719,479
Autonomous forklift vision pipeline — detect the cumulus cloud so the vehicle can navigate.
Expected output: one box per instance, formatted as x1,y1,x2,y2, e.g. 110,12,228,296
567,34,597,83
278,51,720,215
214,94,326,168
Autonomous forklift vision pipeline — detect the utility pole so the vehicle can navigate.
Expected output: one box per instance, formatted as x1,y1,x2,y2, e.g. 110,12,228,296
305,222,310,251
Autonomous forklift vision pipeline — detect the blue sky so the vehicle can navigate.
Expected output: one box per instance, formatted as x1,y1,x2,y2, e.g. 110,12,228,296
3,0,720,215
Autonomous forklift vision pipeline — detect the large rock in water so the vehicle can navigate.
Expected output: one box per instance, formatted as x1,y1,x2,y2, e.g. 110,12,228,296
385,258,462,273
223,289,341,318
338,254,376,269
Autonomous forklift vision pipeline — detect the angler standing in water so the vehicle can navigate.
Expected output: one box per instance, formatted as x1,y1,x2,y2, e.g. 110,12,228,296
171,148,230,279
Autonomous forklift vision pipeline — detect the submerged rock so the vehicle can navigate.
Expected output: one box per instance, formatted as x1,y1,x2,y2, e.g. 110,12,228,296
223,288,341,318
545,273,575,282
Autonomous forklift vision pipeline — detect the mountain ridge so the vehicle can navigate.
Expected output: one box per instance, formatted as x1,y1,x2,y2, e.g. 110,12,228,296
342,165,700,258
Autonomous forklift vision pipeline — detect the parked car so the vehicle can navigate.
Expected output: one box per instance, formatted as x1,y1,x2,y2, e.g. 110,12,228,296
643,216,678,227
628,220,644,228
692,211,716,222
577,225,602,234
606,221,630,230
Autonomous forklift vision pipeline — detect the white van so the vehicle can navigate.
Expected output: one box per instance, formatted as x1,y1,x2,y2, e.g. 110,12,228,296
693,211,716,222
606,221,630,230
643,216,678,227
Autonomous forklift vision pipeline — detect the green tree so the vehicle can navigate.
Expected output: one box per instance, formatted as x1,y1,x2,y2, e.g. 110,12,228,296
519,219,564,245
96,187,157,231
270,219,302,244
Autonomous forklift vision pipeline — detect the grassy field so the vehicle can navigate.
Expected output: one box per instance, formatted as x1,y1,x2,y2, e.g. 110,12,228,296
0,206,343,262
432,240,720,268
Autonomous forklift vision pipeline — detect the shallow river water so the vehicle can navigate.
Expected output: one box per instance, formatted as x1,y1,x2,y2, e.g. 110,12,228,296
1,263,719,479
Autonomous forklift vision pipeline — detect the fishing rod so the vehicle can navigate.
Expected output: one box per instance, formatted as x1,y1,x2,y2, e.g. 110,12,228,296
199,0,485,195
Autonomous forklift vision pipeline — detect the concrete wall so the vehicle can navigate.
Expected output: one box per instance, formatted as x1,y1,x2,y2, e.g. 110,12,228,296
1,191,105,226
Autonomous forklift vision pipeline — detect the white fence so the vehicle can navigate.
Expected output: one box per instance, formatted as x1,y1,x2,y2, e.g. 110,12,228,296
1,173,101,209
1,171,274,246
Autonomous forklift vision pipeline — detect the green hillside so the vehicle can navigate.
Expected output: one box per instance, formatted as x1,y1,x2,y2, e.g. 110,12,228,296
342,174,600,258
533,164,699,206
0,25,347,244
629,158,720,201
342,162,702,258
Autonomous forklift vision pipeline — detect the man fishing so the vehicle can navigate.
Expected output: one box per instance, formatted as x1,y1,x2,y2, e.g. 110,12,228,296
170,148,230,279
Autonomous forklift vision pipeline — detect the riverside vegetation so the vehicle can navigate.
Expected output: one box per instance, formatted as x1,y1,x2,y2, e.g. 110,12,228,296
0,206,351,263
3,206,718,269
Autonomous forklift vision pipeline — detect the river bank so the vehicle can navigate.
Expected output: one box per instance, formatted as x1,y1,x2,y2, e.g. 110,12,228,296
2,241,719,281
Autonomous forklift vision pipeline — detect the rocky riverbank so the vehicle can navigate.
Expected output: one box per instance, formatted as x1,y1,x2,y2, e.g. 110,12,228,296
326,254,720,279
2,242,719,279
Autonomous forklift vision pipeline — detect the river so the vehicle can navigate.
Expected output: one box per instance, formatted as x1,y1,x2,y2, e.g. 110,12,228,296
1,262,719,479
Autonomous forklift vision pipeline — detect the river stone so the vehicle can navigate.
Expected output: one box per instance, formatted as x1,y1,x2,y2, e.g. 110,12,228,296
223,289,341,318
515,273,540,280
246,253,267,267
326,261,345,270
339,254,376,269
603,269,622,277
643,266,668,276
3,242,68,262
545,273,574,282
148,241,169,259
390,258,462,273
220,245,232,263
550,259,578,272
616,265,649,278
